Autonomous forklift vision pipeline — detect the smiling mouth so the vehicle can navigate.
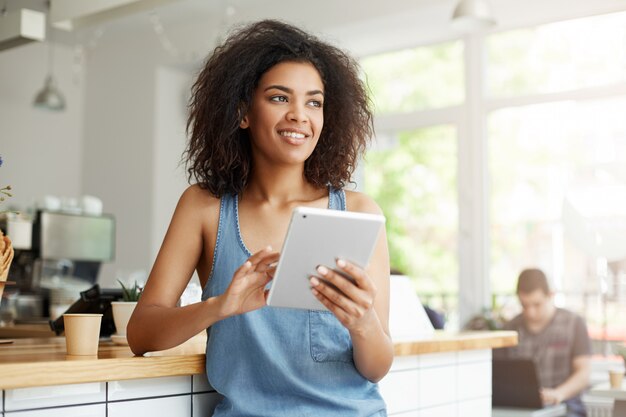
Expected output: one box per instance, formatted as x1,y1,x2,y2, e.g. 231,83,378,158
278,130,307,139
278,130,309,145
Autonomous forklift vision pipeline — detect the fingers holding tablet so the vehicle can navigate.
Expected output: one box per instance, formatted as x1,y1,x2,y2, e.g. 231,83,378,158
309,259,377,330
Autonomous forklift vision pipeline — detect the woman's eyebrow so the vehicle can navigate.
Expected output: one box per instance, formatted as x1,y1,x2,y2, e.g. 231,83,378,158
264,85,324,96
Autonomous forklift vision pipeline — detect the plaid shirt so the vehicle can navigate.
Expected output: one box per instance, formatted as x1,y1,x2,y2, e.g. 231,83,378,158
495,308,591,390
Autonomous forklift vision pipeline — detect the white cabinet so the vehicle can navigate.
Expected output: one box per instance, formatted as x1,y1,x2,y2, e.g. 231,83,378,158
419,364,457,408
378,368,419,414
1,377,214,417
108,396,191,417
108,376,190,401
5,383,106,412
192,392,222,417
379,349,493,416
420,404,456,417
192,374,213,393
5,404,105,417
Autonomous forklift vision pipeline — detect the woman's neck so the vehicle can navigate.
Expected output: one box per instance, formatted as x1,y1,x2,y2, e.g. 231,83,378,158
243,165,323,207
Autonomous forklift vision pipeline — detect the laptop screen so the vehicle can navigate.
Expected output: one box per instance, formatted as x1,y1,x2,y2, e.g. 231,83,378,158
492,358,544,409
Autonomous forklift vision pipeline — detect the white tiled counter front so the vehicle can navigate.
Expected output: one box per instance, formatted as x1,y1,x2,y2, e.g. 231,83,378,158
379,349,492,417
2,375,222,417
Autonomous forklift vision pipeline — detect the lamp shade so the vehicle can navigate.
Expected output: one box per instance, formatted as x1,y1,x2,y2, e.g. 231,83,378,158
451,0,496,33
33,75,66,111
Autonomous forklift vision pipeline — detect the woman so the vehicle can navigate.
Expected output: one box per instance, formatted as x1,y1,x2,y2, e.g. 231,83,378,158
127,19,392,417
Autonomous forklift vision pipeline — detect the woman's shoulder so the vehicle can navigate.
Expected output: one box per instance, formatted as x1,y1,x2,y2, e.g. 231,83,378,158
343,190,383,215
178,184,221,212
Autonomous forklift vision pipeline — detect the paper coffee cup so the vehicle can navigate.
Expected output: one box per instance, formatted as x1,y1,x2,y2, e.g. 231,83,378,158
609,368,624,389
63,314,103,356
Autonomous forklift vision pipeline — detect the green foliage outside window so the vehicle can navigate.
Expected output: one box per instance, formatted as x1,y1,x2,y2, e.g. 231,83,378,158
361,41,464,114
363,126,458,295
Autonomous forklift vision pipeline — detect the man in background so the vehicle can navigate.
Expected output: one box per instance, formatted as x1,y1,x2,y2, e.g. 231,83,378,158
496,268,591,417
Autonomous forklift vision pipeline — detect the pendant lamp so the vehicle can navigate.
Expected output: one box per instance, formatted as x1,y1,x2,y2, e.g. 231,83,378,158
33,74,65,111
33,4,66,112
451,0,496,33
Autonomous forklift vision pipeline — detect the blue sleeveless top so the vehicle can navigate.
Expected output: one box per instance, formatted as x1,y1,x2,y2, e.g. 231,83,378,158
202,188,387,417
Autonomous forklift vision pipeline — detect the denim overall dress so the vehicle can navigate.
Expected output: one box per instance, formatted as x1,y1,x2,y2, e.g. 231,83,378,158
201,189,387,417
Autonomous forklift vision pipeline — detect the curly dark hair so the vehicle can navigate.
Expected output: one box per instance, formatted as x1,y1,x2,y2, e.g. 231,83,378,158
184,19,373,197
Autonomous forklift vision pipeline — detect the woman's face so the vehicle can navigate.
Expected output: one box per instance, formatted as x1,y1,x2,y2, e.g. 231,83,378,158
240,61,325,167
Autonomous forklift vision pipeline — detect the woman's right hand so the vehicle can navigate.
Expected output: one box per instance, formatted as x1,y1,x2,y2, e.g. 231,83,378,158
217,246,280,318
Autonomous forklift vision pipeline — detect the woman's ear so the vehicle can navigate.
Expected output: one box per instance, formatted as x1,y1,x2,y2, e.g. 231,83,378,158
239,115,249,129
238,103,249,129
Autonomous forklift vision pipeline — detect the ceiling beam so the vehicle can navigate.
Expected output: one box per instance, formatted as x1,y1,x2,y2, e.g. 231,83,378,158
49,0,183,30
0,8,45,52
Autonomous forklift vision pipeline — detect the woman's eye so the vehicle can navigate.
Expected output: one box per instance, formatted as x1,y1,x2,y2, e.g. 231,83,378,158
308,100,323,108
270,96,288,103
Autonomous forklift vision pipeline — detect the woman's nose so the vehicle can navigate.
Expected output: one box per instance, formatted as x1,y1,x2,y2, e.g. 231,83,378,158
286,104,307,123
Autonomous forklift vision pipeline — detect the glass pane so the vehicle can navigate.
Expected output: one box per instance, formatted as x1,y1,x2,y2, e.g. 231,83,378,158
487,11,626,98
364,126,458,312
489,97,626,340
361,41,464,114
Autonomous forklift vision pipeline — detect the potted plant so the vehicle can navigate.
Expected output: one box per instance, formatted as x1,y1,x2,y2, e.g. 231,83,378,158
110,280,142,344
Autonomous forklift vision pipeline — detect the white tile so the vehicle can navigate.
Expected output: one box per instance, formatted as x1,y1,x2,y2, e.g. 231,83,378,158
419,366,457,408
5,404,105,417
419,403,456,417
108,376,190,401
108,395,191,417
458,397,490,417
192,392,223,417
457,361,491,400
390,355,420,372
390,410,420,417
419,352,456,368
379,369,420,414
5,383,106,411
192,374,213,393
457,349,491,364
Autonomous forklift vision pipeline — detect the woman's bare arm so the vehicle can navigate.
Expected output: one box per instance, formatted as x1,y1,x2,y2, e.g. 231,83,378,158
127,186,278,355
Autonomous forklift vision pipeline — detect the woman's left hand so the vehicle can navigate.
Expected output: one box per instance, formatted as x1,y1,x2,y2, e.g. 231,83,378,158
309,258,378,334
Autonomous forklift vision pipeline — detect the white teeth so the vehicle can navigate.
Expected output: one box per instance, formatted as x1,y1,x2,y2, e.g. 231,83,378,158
279,131,306,139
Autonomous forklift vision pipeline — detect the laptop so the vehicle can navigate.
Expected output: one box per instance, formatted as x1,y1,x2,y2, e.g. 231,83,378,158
492,358,544,409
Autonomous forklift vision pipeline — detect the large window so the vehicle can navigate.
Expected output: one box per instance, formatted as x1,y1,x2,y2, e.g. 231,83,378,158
486,11,626,98
361,42,462,319
364,126,458,298
487,13,626,340
361,41,464,114
360,10,626,337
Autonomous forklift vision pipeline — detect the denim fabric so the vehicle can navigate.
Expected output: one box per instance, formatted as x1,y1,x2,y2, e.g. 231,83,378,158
202,189,387,417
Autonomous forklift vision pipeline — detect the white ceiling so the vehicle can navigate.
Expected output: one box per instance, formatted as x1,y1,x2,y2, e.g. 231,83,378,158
4,0,626,57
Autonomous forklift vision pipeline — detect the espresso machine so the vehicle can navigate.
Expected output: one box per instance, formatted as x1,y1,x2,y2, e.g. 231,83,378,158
2,210,115,323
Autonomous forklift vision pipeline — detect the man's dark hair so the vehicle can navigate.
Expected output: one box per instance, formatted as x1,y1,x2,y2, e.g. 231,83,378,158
516,268,551,295
184,19,373,197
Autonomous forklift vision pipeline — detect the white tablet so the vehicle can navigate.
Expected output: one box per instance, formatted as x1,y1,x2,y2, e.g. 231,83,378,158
266,206,385,311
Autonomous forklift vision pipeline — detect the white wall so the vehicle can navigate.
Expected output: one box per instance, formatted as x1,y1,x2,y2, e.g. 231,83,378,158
1,25,196,289
152,66,191,264
81,33,158,287
0,42,84,210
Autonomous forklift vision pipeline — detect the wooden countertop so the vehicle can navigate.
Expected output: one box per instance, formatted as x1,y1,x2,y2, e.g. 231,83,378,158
0,330,517,390
0,335,207,390
393,330,518,356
